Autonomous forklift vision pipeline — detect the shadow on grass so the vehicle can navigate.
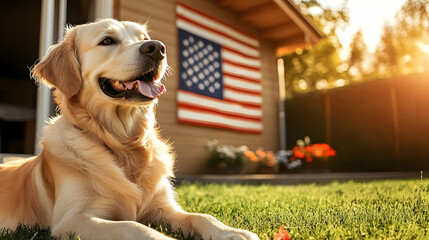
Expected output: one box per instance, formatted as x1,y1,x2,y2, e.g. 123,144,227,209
0,223,195,240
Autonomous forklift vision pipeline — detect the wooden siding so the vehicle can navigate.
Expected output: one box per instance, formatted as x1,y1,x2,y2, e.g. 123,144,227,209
117,0,279,175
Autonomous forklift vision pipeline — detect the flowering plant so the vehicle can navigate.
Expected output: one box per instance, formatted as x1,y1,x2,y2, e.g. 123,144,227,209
206,140,247,168
244,148,276,168
274,226,291,240
242,148,277,173
276,150,302,171
256,149,277,168
206,140,278,173
288,136,336,163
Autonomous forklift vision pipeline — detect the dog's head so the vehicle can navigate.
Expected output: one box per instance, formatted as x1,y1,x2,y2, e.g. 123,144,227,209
32,19,168,107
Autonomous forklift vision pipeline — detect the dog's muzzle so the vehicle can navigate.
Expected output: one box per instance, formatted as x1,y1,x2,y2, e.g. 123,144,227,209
98,40,167,102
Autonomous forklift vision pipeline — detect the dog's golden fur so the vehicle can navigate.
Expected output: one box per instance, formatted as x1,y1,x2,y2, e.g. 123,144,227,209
0,19,259,240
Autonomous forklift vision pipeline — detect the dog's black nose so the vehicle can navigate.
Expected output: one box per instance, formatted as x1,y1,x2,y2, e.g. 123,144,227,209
140,41,166,60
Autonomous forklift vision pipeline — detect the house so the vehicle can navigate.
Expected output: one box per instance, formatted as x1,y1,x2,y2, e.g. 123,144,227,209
0,0,321,175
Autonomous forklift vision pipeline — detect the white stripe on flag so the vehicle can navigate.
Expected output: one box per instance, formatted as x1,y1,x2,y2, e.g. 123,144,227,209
224,89,262,105
177,91,262,117
178,109,263,131
222,62,262,80
177,20,259,57
176,4,259,48
222,49,261,68
224,76,262,92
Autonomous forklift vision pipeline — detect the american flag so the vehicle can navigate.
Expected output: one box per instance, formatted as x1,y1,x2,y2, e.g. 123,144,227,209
176,2,263,134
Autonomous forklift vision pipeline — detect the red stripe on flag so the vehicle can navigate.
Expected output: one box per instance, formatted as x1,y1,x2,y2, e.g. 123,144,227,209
223,97,261,108
178,103,262,121
223,72,261,83
178,90,261,110
223,85,261,96
222,46,260,60
178,118,262,134
224,75,262,85
222,58,261,71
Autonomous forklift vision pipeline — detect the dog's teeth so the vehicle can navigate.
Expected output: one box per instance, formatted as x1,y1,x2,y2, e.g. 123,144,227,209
110,80,126,91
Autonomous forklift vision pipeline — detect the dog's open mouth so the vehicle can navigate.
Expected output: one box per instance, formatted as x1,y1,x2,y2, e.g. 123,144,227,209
99,70,166,101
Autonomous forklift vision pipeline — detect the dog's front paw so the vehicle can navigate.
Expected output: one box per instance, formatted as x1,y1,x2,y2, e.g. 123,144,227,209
214,229,260,240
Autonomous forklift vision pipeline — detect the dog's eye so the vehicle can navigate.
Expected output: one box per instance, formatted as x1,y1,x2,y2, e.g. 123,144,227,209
99,37,115,46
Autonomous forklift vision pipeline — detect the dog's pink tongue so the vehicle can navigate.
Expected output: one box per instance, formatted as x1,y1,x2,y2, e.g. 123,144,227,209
123,81,166,98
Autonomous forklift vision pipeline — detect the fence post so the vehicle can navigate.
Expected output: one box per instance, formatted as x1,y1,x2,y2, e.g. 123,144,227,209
390,85,400,170
324,93,332,144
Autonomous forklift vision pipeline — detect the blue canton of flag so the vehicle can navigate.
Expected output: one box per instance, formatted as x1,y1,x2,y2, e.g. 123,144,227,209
178,29,223,99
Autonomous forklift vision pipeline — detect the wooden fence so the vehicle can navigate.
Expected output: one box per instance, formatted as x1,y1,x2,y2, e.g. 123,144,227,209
285,72,429,172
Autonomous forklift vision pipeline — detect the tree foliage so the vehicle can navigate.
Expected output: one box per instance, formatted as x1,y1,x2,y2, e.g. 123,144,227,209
283,0,429,97
347,30,368,80
296,0,349,45
282,0,350,96
283,38,346,93
373,0,429,78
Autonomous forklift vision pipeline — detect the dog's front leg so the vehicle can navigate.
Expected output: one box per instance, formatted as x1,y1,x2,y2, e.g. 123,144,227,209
172,212,260,240
52,216,175,240
149,180,259,240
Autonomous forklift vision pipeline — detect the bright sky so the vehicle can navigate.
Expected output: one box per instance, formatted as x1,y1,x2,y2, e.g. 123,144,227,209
318,0,407,57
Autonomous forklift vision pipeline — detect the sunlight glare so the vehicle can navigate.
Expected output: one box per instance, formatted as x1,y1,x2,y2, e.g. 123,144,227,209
335,79,346,87
298,79,308,90
316,79,328,89
319,0,408,59
421,44,429,53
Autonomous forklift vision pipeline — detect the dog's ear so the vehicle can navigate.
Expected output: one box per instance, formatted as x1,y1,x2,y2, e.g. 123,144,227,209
32,28,82,98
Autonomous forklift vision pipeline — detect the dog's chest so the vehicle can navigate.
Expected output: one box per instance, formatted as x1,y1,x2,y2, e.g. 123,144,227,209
109,150,162,216
113,149,151,182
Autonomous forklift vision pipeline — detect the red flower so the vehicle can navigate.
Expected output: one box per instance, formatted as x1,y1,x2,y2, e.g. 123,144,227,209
326,149,336,157
304,145,313,153
274,226,291,240
291,146,305,160
313,149,324,158
290,142,336,162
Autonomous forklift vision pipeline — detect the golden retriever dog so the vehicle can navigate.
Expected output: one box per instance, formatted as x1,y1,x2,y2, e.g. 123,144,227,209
0,19,259,240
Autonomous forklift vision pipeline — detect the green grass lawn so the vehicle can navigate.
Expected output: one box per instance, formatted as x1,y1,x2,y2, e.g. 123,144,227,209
1,178,428,240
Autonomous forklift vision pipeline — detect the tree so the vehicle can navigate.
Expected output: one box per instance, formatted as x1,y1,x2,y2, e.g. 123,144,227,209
374,25,401,77
283,38,346,94
295,0,349,45
347,30,369,80
373,0,429,78
282,0,350,96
